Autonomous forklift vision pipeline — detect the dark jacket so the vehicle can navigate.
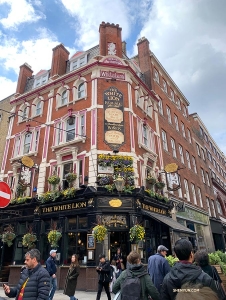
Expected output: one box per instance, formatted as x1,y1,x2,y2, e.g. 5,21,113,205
96,260,111,283
112,264,160,300
6,263,50,300
46,256,57,276
64,264,80,296
161,262,219,300
148,253,171,292
201,264,222,282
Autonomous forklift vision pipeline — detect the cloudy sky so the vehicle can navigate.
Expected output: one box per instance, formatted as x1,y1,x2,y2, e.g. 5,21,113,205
0,0,226,152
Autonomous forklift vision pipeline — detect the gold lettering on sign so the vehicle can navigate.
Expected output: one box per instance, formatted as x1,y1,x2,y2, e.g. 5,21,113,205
41,202,87,214
105,131,124,144
141,203,167,215
105,108,123,123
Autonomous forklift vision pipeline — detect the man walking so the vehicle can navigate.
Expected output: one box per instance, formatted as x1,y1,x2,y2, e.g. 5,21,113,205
3,249,50,300
148,245,171,292
161,239,219,299
46,249,57,300
96,254,111,300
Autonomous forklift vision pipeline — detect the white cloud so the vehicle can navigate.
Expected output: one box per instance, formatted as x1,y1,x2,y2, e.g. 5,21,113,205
59,0,138,50
136,0,226,152
0,76,16,100
0,0,45,29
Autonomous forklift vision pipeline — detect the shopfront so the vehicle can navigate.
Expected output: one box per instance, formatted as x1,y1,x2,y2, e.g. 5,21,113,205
0,187,196,290
210,218,225,251
176,204,215,252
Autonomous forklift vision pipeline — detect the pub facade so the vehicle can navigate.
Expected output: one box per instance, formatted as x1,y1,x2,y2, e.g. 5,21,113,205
0,22,200,289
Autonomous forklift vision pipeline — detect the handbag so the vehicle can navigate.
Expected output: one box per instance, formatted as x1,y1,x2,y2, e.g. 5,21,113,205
113,291,121,300
212,266,226,300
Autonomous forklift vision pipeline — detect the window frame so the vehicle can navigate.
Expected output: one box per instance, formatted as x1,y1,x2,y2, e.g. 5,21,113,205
186,151,191,169
178,145,184,164
171,138,177,158
161,130,168,151
191,183,197,205
166,106,172,124
184,179,190,202
174,114,179,131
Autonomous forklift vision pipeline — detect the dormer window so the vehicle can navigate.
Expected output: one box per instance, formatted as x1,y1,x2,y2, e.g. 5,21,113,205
33,70,49,89
70,52,87,71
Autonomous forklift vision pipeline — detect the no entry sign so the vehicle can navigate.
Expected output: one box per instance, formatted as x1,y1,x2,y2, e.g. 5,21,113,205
0,181,11,208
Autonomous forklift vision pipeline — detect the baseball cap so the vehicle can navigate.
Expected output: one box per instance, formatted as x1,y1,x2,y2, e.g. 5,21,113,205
50,249,57,255
157,245,169,252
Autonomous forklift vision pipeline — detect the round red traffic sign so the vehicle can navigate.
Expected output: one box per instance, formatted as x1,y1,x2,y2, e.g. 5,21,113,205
0,181,11,208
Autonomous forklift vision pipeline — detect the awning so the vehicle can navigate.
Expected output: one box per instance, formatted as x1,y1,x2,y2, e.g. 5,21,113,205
142,210,196,235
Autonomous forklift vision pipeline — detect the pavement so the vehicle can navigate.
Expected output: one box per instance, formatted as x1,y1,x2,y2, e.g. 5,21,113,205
0,287,115,299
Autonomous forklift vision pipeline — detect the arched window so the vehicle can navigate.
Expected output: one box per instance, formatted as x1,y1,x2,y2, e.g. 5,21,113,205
66,117,75,142
36,101,41,116
61,90,68,106
216,200,223,215
23,133,31,154
22,107,27,120
78,83,85,99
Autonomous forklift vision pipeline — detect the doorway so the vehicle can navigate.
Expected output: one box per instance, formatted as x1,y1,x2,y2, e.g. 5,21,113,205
109,231,128,262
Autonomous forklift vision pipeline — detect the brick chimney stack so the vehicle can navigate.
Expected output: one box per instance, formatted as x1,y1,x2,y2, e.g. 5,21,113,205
122,41,127,56
50,44,70,79
16,63,33,94
137,37,152,90
99,22,122,58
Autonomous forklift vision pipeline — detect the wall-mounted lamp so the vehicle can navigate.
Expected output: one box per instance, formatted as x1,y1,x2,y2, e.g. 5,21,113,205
114,175,125,193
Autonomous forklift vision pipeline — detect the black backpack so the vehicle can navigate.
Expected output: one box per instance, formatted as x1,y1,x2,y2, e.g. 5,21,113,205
109,266,114,282
121,269,147,300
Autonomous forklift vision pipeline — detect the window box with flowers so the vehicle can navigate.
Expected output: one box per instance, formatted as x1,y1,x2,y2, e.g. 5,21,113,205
1,226,16,247
92,225,108,243
48,230,62,248
146,176,157,185
155,181,165,190
38,191,62,203
129,224,145,243
22,233,37,249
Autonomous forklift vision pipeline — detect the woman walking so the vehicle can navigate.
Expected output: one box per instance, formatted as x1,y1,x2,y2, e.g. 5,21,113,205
64,254,80,300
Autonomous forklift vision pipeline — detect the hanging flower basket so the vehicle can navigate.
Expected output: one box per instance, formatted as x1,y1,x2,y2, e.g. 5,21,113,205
65,173,77,187
47,175,60,185
1,230,16,247
146,177,156,185
93,225,108,242
22,233,37,249
16,184,26,197
155,181,165,190
48,230,62,248
129,224,145,243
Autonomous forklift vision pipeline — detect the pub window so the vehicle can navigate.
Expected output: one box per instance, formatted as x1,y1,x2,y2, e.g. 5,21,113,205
78,217,88,229
18,223,26,235
62,162,73,189
68,218,77,231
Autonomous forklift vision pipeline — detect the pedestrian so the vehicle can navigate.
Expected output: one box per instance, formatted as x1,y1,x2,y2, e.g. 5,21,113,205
161,238,220,300
3,248,50,300
46,249,58,300
96,254,111,300
114,248,124,278
148,244,171,292
194,250,226,298
113,251,160,300
109,259,119,293
64,254,80,300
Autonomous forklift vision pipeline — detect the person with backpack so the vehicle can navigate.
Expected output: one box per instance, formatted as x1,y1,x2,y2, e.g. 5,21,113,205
96,254,111,300
161,239,220,300
112,251,160,300
110,260,119,293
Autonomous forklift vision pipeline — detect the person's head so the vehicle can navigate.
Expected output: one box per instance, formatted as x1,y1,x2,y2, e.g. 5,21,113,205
174,239,193,262
175,283,218,300
50,249,57,258
117,248,121,255
157,245,169,257
127,251,141,265
111,259,116,266
99,254,106,263
194,250,209,267
24,249,40,269
71,254,78,265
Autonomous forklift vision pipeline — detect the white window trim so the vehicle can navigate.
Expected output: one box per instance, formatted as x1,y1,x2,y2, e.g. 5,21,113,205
137,120,156,155
52,111,86,151
166,106,172,124
33,71,49,89
191,183,197,205
32,96,44,117
18,103,30,123
73,78,87,102
174,115,179,131
162,130,168,151
186,151,191,169
197,188,203,207
184,179,190,202
179,145,184,164
56,85,70,109
171,138,177,158
158,98,163,115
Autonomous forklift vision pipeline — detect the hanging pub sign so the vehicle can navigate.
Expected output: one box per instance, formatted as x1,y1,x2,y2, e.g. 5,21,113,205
165,163,181,191
103,86,125,152
18,156,34,187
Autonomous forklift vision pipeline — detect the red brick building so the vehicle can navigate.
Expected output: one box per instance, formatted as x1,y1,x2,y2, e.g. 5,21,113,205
1,21,226,287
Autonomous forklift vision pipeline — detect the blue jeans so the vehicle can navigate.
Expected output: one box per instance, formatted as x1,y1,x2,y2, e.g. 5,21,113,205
49,276,57,300
69,297,76,300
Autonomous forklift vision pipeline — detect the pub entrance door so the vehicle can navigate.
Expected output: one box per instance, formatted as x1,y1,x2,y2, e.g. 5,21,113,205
109,231,128,263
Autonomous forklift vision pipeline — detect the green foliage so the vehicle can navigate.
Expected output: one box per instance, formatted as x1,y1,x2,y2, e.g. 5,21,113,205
215,250,226,264
208,252,221,265
123,185,135,194
166,255,179,267
209,251,226,275
47,175,60,185
38,191,62,203
129,225,145,242
48,230,62,248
